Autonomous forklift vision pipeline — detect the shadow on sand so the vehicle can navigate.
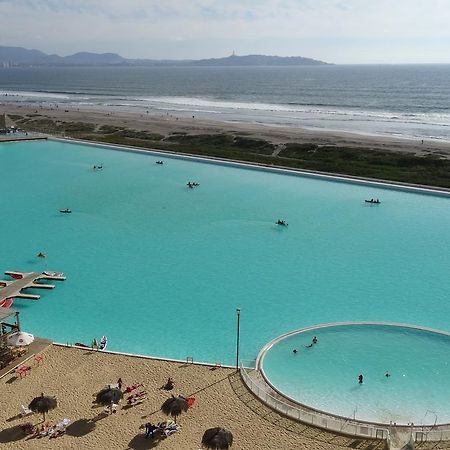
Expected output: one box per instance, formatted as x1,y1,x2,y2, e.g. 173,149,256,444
0,425,27,443
128,433,161,449
66,418,96,437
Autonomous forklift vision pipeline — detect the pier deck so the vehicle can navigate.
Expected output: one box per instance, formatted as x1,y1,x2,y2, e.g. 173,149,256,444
0,271,65,303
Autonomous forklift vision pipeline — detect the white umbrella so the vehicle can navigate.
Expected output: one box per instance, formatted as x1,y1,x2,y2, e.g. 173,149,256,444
7,331,34,346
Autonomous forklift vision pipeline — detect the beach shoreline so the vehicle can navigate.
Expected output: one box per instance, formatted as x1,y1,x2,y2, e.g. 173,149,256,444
2,102,450,159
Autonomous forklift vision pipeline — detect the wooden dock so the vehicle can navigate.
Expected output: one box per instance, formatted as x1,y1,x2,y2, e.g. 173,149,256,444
0,271,65,303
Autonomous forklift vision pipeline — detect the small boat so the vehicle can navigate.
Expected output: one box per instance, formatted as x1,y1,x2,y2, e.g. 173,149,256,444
74,342,90,348
156,160,164,165
276,219,288,226
43,271,64,277
60,208,72,214
99,336,108,351
0,298,14,308
365,199,381,204
10,273,23,280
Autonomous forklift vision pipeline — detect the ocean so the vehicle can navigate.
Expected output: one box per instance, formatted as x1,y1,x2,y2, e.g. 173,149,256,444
1,65,450,140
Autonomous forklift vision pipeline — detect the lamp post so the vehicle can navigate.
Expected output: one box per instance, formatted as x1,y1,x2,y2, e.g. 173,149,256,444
235,308,241,370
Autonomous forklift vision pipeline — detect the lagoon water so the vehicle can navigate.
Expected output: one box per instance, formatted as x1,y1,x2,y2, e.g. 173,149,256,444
0,140,450,367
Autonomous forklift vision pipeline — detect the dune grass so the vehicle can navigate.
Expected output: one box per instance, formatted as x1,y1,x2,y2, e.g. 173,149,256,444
14,116,450,189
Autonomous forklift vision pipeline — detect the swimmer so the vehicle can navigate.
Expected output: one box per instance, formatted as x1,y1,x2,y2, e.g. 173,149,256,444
293,349,298,354
312,336,318,344
358,374,364,384
385,372,391,378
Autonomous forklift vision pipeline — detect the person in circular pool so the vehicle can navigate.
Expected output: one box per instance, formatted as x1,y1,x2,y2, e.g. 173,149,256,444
306,336,318,348
358,374,364,384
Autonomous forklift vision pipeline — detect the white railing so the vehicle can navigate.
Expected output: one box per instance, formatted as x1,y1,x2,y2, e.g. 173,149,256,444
240,363,388,440
414,429,450,442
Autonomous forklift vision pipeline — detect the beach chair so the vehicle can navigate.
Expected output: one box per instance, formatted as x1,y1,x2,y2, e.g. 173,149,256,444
34,354,44,365
20,404,33,417
124,383,142,393
15,365,31,378
103,403,118,414
49,418,71,438
127,391,147,405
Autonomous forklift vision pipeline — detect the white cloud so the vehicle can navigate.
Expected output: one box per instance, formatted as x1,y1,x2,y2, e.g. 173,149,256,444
1,0,450,62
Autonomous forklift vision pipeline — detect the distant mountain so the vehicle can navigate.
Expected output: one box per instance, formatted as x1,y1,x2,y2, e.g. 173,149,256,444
0,46,62,65
0,47,125,66
0,46,330,67
63,52,126,65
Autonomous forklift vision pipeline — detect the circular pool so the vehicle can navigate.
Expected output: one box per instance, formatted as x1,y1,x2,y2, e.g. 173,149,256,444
258,323,450,425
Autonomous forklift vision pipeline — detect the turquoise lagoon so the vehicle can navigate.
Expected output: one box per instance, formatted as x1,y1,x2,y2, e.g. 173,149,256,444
0,140,449,371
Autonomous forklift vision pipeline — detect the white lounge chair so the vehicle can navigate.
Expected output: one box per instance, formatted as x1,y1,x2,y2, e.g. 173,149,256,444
103,403,118,414
20,404,33,416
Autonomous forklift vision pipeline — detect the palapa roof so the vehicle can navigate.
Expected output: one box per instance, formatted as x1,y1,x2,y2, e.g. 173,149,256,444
0,113,16,130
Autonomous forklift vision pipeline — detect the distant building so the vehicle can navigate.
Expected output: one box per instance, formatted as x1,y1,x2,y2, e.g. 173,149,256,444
0,113,16,132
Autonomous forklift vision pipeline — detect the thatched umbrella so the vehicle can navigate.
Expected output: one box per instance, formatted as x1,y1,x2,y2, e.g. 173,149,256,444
28,393,57,421
95,387,123,408
161,395,188,422
202,427,233,449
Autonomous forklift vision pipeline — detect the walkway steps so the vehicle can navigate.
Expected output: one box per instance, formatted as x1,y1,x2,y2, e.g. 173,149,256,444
388,426,414,450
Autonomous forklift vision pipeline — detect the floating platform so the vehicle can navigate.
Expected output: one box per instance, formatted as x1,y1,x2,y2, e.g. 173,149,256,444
0,271,66,303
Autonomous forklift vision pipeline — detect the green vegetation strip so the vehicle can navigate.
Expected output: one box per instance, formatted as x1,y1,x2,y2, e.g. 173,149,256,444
14,116,450,189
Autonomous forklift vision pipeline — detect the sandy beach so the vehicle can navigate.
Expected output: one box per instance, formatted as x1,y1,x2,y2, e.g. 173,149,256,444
2,102,450,159
0,344,391,450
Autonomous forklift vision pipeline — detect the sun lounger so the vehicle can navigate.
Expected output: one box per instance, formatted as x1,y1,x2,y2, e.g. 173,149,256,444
124,383,142,393
34,354,44,365
157,420,179,437
37,423,51,437
127,391,147,404
15,365,31,378
104,403,118,414
20,404,33,416
49,418,71,438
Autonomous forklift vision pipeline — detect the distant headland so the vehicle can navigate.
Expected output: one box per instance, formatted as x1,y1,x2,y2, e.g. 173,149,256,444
0,46,331,67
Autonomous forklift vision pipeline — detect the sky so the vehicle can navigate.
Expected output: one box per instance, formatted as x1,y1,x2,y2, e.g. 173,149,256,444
1,0,450,64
